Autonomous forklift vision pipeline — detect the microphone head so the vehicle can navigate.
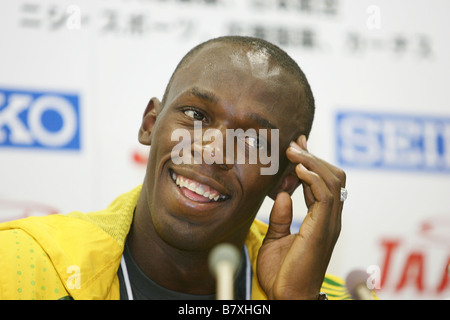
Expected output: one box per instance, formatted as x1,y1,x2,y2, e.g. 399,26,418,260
345,269,369,299
208,243,240,276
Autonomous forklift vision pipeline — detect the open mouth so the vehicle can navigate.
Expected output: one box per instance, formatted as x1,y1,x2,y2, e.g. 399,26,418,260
169,169,230,203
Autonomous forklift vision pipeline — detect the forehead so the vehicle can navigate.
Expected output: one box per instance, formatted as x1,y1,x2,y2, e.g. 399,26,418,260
166,43,305,136
177,43,288,86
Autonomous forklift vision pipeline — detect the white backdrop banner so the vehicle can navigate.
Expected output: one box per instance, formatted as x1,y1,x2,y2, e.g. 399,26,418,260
1,0,449,300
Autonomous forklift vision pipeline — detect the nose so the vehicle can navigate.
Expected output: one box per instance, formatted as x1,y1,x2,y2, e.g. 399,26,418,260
192,127,233,170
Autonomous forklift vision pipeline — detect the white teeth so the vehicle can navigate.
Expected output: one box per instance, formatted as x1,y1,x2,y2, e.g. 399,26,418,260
173,172,225,202
196,185,205,195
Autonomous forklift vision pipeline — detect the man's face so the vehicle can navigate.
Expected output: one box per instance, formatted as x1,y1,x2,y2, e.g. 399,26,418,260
143,43,305,250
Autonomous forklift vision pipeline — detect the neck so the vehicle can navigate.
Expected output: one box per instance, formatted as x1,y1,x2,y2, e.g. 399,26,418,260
127,186,247,295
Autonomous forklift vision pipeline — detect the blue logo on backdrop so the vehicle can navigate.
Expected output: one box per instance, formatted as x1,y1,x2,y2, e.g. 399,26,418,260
0,88,80,150
336,111,450,172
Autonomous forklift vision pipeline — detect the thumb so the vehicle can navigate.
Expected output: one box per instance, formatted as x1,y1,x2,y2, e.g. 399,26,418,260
264,192,293,242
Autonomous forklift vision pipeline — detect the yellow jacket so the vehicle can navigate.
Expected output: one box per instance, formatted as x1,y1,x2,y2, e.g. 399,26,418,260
0,185,350,300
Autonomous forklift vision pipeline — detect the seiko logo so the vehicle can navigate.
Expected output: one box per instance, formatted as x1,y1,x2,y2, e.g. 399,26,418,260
0,88,80,150
336,111,450,172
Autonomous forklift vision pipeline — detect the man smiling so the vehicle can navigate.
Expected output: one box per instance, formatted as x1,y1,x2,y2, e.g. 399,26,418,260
0,36,349,300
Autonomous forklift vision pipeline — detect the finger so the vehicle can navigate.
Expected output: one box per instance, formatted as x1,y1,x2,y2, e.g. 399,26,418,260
294,138,347,187
295,163,333,208
264,192,293,243
286,143,335,210
296,134,308,151
289,135,345,181
301,180,315,209
287,136,346,227
287,142,335,180
295,163,342,237
288,147,338,198
287,142,345,198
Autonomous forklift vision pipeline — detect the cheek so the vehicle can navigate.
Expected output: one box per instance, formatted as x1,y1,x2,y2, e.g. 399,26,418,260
238,164,277,198
149,121,181,160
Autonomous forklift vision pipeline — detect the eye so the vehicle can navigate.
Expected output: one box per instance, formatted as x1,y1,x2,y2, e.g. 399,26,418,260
245,136,260,149
183,109,206,121
244,135,267,150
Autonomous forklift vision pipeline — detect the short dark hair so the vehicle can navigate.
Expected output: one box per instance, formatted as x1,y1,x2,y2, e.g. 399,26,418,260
161,36,315,136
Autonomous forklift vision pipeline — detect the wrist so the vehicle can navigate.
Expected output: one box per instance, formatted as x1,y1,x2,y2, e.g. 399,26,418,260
269,290,327,300
318,292,328,300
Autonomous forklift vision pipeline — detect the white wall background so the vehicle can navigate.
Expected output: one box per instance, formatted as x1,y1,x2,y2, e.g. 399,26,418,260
1,0,449,299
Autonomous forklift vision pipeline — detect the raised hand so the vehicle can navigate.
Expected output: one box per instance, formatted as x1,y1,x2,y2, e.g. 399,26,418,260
257,135,346,299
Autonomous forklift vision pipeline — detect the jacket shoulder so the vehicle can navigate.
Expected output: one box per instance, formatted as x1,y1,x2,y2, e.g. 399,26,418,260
0,228,69,299
66,185,141,246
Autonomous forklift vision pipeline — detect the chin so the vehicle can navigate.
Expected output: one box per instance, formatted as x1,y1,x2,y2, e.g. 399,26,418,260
152,214,222,252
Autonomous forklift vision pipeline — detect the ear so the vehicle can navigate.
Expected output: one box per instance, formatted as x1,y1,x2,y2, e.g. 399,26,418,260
267,170,301,201
138,97,160,146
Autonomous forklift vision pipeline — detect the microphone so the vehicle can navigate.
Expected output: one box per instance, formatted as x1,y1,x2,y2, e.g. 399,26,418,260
345,269,376,300
208,243,240,300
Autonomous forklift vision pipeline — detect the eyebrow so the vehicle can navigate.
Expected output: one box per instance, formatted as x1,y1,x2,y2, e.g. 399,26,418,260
189,86,277,129
248,113,277,130
190,87,219,104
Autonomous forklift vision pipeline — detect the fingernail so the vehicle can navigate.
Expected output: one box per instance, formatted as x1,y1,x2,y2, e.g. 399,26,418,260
300,135,308,150
289,141,302,153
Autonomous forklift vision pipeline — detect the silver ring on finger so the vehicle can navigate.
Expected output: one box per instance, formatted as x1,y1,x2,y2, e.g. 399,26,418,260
340,188,348,202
